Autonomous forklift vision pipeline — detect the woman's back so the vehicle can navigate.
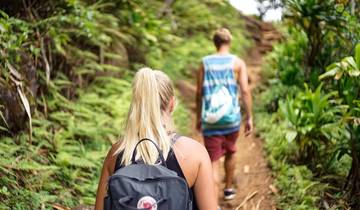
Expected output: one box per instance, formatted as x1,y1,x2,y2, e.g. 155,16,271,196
95,135,216,210
94,68,217,210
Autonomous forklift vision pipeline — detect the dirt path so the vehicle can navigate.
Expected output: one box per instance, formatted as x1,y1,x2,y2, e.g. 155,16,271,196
69,15,281,210
217,59,275,210
177,17,281,210
179,62,276,210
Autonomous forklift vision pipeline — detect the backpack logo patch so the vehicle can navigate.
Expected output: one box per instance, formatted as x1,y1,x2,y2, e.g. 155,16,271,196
137,196,157,210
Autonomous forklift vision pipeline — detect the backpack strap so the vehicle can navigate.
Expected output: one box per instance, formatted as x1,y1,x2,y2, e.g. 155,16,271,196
113,134,195,206
131,138,167,167
114,150,124,172
167,133,195,205
114,134,181,172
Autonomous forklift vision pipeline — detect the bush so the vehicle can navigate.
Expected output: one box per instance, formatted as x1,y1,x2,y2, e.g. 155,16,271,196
256,111,325,210
263,27,307,87
279,84,346,170
256,1,359,208
283,0,360,85
319,44,360,207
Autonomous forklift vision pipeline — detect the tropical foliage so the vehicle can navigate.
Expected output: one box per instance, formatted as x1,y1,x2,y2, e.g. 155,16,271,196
0,0,250,209
256,0,360,209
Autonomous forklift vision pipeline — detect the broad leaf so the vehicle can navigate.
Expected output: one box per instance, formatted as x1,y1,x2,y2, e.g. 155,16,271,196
319,66,338,79
348,68,360,77
0,126,8,132
343,57,357,69
335,69,344,80
355,43,360,70
286,130,297,143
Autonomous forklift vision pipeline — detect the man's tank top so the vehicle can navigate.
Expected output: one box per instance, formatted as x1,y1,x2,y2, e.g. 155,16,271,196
201,54,241,136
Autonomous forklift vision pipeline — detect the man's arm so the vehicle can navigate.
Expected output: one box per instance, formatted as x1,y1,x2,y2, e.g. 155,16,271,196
196,64,204,131
236,58,253,136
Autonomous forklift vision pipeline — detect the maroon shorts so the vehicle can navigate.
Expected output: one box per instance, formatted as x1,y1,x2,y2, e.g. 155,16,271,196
204,131,239,161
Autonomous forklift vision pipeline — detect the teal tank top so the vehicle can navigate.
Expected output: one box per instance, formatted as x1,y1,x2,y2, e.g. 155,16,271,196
201,54,241,136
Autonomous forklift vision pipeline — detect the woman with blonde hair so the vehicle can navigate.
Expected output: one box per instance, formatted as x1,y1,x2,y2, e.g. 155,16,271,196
95,68,217,210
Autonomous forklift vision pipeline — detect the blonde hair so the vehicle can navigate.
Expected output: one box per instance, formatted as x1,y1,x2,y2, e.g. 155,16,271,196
116,67,175,165
213,28,232,49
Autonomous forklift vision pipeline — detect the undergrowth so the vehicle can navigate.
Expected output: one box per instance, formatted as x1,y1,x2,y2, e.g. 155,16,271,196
0,0,248,209
255,10,357,206
255,110,325,209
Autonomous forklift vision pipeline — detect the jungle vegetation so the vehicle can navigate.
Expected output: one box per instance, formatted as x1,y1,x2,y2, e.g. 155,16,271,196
0,0,250,209
256,0,360,209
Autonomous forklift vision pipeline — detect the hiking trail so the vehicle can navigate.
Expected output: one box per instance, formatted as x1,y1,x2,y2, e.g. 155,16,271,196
66,16,282,210
176,17,281,210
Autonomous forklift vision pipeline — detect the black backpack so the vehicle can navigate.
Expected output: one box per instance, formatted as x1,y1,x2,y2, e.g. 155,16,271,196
104,138,193,210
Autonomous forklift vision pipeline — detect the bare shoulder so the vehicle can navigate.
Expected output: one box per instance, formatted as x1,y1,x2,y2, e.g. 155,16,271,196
175,136,205,149
173,136,208,159
235,57,246,70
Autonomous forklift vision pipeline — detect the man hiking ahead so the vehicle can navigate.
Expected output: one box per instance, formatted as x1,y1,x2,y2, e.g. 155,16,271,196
196,28,253,203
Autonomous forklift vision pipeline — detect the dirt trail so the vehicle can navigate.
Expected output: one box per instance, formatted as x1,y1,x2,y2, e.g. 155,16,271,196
69,16,281,210
177,17,281,210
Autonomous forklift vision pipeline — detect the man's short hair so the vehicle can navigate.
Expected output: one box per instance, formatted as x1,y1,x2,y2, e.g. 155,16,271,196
213,28,232,49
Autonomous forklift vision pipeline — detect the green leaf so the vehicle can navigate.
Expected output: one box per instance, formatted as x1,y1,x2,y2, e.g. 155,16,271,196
286,130,297,142
348,69,360,77
319,65,338,80
334,4,344,12
355,43,360,70
337,148,349,161
0,186,10,196
0,10,9,19
343,56,357,68
56,152,96,168
15,160,58,171
334,69,344,80
0,126,8,132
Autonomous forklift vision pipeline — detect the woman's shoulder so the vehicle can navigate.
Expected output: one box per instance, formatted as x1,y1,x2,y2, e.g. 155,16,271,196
174,136,208,160
176,136,202,146
172,136,211,188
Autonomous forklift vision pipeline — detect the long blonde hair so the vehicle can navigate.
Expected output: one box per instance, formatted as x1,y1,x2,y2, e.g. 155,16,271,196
116,67,175,165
